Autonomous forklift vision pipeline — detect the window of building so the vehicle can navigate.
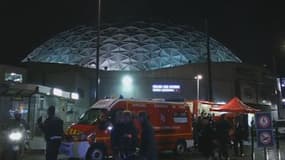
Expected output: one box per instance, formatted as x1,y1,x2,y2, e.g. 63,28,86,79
5,72,23,83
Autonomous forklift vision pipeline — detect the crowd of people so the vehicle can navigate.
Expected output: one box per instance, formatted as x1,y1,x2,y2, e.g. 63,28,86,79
193,113,247,160
34,104,247,160
35,105,157,160
110,110,157,160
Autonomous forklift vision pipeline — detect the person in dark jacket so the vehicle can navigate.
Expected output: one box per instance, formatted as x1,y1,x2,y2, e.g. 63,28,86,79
37,105,64,160
111,110,124,159
198,117,216,159
138,112,157,160
111,111,138,160
14,111,30,130
215,114,231,160
233,115,246,157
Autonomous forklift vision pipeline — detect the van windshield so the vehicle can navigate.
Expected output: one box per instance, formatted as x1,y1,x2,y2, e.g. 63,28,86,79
78,109,107,125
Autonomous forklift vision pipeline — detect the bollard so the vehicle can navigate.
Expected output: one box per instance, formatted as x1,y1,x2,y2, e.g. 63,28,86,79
251,126,255,160
275,126,280,160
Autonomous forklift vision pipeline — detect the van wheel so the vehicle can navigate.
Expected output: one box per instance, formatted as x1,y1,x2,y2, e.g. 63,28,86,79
175,140,186,155
85,144,106,160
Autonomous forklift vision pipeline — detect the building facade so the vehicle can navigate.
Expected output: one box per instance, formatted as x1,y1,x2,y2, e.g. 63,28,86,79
0,64,80,135
25,62,282,119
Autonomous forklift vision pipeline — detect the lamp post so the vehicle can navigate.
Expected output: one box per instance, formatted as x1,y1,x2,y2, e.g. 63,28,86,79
95,0,101,102
194,74,203,101
205,19,213,101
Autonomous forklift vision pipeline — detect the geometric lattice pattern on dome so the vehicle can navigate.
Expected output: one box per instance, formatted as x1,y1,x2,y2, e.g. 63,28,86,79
23,21,242,71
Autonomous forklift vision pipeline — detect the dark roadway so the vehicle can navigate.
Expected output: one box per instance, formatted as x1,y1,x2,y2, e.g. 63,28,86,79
23,139,285,160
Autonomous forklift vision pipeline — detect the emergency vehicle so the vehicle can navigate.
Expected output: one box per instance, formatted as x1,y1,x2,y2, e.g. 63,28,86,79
59,98,193,160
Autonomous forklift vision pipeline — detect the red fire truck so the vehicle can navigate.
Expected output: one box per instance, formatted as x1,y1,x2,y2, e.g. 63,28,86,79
59,98,193,160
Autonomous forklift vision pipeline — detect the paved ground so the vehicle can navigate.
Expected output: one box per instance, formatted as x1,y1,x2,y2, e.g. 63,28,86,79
23,150,248,160
23,151,256,160
22,145,283,160
23,137,285,160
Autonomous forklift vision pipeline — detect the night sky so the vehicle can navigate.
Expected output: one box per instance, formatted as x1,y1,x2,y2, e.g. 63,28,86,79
1,0,285,75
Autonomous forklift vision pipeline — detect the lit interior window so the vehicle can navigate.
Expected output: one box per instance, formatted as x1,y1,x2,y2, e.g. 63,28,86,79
5,72,23,83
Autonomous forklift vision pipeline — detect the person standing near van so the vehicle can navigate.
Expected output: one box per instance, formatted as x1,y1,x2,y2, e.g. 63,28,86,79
37,105,64,160
111,110,124,159
233,115,246,157
111,111,138,160
138,112,157,160
216,114,231,160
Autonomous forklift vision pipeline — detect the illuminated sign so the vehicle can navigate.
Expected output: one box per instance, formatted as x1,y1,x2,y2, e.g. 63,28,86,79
152,84,180,92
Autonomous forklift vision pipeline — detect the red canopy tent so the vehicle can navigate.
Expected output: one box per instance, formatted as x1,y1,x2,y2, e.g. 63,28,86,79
210,97,260,113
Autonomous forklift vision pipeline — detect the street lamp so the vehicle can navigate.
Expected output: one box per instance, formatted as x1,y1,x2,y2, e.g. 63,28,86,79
194,74,203,101
95,0,101,102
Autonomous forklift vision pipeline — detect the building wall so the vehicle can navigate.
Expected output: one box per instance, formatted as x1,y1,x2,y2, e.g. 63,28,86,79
26,63,92,111
0,65,27,122
1,62,281,126
97,63,237,102
0,65,83,133
25,62,277,115
0,96,13,121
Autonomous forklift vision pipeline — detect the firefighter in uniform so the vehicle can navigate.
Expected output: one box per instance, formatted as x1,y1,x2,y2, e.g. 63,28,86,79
37,105,64,160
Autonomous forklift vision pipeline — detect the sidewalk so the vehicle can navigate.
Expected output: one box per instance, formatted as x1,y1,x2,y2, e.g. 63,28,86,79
29,136,45,151
184,140,285,160
228,140,285,160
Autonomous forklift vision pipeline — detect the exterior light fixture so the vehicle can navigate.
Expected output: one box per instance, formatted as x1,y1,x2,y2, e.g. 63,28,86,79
122,75,133,86
194,74,203,101
71,92,79,100
216,101,226,105
53,88,63,96
121,75,133,94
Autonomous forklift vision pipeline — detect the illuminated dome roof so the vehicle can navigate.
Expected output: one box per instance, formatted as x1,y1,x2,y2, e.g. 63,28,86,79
23,21,241,71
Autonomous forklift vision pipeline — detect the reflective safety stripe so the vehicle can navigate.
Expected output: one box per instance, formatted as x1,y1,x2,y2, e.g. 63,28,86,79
66,128,80,135
50,136,62,140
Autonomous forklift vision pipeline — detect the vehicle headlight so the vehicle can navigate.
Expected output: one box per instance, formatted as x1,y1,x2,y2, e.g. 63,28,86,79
107,125,113,131
9,132,23,141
